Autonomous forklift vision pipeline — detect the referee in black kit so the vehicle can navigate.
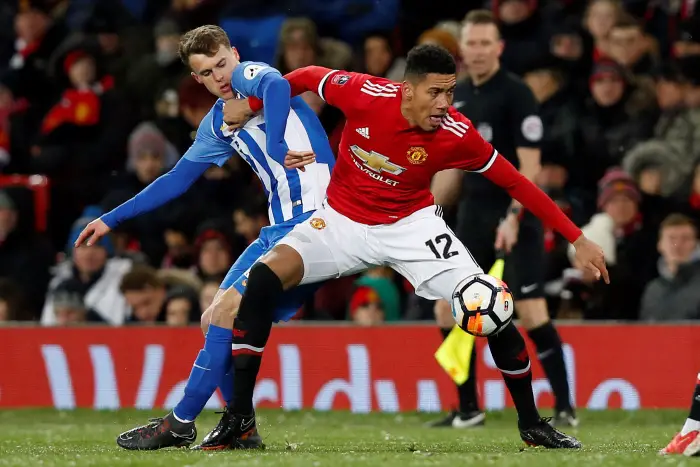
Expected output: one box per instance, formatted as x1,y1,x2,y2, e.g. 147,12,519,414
429,10,576,429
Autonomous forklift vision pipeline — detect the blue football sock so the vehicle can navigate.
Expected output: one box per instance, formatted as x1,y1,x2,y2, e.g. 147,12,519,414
174,324,232,422
218,362,235,407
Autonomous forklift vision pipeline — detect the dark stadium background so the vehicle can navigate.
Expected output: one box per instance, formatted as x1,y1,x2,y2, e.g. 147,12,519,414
0,0,698,412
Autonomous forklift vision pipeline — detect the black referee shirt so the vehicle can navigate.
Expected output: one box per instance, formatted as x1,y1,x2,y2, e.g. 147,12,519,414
454,67,542,207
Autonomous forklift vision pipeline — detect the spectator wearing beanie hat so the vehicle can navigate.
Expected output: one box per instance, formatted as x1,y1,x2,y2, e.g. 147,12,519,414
193,221,236,282
348,286,385,326
568,168,660,319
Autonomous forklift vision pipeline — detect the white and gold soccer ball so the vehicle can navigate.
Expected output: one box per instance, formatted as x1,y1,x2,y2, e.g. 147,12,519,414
451,274,514,337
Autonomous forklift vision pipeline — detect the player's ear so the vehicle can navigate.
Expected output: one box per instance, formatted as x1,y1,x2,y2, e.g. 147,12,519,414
497,39,505,57
191,72,202,84
231,47,240,61
402,82,414,101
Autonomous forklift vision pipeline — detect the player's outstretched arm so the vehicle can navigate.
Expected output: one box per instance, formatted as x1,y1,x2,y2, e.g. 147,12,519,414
481,155,609,283
74,157,211,247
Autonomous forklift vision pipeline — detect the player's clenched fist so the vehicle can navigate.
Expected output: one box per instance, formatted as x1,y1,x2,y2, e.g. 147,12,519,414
572,235,609,284
74,218,111,248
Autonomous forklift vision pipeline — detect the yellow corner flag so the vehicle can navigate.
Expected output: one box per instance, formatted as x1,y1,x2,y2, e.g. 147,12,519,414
434,251,505,385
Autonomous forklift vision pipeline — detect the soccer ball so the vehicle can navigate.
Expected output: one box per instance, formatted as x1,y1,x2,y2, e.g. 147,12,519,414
451,274,514,337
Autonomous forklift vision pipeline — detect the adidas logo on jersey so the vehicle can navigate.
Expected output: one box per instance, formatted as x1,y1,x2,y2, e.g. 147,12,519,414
356,127,370,139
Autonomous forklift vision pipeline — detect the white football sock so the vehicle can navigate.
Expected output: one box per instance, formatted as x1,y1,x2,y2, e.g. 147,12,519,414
680,418,700,436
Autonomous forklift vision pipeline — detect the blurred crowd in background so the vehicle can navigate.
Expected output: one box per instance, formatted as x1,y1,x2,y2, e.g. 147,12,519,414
0,0,699,326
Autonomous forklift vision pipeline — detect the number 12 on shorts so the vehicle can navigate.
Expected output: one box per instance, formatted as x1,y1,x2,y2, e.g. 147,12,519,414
426,233,459,259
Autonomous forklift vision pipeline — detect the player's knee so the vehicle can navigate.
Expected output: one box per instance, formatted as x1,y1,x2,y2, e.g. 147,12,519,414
200,308,212,335
434,299,455,328
260,244,304,290
210,288,242,320
515,298,549,330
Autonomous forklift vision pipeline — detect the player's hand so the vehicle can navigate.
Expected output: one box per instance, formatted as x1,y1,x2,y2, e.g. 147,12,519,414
223,98,254,131
284,150,316,172
494,214,519,253
74,218,111,248
572,235,609,284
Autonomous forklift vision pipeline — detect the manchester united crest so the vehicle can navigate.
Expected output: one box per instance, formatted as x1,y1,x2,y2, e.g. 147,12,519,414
406,146,428,165
310,218,326,230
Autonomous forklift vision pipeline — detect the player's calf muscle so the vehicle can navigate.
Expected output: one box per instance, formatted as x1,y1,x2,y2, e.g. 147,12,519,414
514,298,549,329
260,244,305,290
434,299,454,328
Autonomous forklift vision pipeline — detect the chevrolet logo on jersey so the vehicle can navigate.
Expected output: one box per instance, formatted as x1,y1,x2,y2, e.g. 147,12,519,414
350,145,405,175
349,145,405,187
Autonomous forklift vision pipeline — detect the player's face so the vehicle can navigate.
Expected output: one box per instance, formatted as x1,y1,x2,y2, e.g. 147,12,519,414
404,73,456,131
189,45,240,100
460,23,503,78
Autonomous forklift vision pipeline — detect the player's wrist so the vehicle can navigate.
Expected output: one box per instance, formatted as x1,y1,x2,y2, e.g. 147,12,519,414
506,206,523,222
247,97,263,113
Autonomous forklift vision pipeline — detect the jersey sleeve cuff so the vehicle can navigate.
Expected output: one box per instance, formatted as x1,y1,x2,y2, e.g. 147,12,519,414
318,69,338,102
468,149,499,173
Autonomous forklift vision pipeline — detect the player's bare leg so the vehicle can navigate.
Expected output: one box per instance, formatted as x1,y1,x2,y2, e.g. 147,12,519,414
201,287,241,333
428,299,485,428
515,298,577,427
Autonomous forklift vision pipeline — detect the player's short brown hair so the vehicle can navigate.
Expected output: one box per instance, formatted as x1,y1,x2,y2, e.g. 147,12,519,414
660,213,697,235
120,265,164,293
178,25,232,66
463,10,500,37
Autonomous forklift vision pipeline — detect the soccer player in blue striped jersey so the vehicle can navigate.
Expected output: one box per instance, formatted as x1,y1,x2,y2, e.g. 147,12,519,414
75,26,334,451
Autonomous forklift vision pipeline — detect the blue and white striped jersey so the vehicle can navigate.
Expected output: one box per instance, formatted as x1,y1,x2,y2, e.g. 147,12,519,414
184,61,335,225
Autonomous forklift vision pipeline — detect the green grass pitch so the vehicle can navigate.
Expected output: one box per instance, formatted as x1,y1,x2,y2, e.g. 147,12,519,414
0,409,695,466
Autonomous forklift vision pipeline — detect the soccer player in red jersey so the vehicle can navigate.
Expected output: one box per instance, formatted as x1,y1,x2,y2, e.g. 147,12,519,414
219,44,608,449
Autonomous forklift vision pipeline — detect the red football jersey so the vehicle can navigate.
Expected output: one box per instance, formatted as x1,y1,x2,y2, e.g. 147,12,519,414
316,70,498,225
250,65,582,243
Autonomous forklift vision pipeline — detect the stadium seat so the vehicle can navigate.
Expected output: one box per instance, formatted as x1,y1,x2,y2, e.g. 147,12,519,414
219,15,286,64
0,175,50,234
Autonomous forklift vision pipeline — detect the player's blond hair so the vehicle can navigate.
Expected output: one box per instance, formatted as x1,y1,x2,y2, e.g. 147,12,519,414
178,25,232,67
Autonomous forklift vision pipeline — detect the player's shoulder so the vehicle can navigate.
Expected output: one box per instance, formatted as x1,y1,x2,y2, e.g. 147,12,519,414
357,74,401,98
197,99,228,141
237,61,280,80
328,71,400,98
438,107,473,141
